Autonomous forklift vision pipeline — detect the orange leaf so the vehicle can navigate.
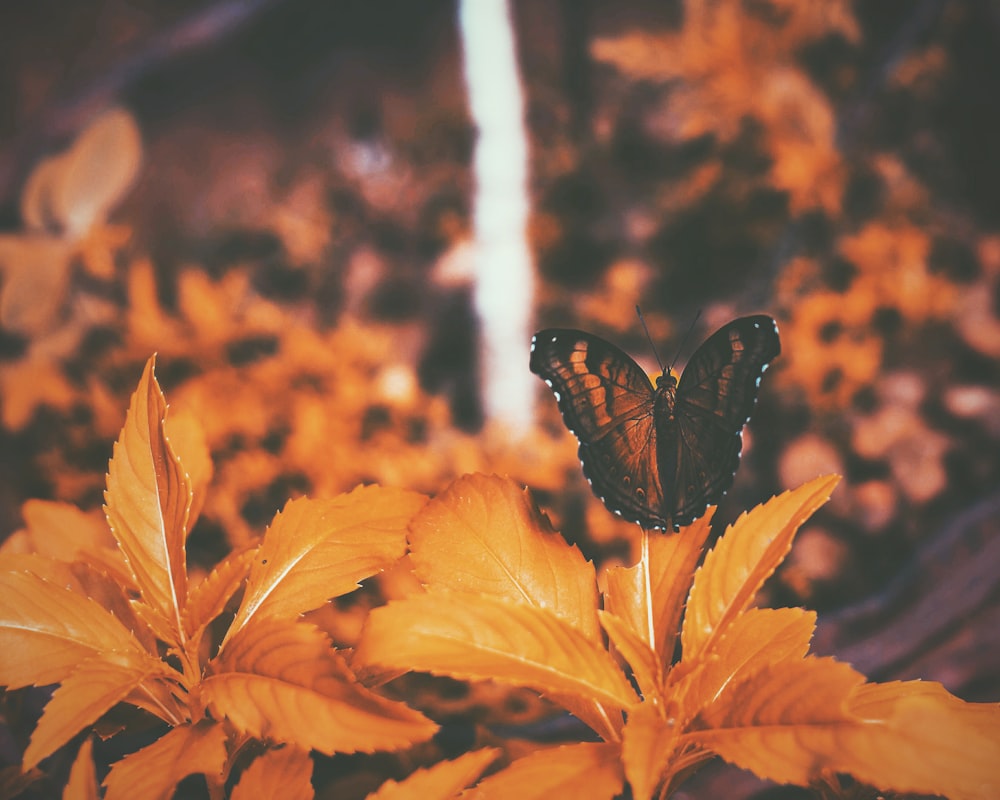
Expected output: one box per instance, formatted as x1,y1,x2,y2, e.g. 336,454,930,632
104,355,191,642
597,610,662,703
355,592,637,713
102,721,227,800
0,555,155,653
620,702,684,800
225,487,424,643
602,514,712,685
0,571,149,689
838,681,1000,800
63,737,99,800
24,657,166,769
0,236,73,335
183,546,257,642
688,656,866,784
409,474,601,640
3,500,133,589
673,607,816,717
162,407,213,531
682,475,838,661
231,746,314,800
366,748,500,799
203,619,436,754
464,742,623,799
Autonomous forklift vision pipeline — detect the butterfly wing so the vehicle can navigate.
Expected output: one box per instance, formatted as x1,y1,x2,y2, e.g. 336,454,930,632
530,329,670,528
669,315,780,525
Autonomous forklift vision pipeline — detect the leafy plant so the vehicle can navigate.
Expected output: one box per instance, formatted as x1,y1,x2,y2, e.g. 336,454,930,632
0,356,451,798
2,356,998,799
354,474,1000,800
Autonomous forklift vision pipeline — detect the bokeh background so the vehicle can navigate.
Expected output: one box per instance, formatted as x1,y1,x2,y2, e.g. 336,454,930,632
1,1,998,797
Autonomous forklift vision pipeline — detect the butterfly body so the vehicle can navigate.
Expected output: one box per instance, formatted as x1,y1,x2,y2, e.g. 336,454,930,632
530,315,780,530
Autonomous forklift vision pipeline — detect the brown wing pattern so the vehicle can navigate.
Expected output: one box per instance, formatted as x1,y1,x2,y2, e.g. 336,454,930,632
530,317,779,531
671,315,780,525
530,330,667,527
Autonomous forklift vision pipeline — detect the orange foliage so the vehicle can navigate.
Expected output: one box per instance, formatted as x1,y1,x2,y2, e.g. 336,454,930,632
1,357,998,798
0,358,441,798
355,473,1000,800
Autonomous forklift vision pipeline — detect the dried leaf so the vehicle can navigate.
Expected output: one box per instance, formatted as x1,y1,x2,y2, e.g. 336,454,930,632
104,355,191,643
0,571,149,689
409,474,601,639
203,619,436,754
24,658,165,769
63,737,99,800
682,475,838,661
603,514,712,678
102,721,227,800
463,742,623,799
367,748,500,800
183,546,257,642
231,746,314,800
226,487,424,643
355,592,637,712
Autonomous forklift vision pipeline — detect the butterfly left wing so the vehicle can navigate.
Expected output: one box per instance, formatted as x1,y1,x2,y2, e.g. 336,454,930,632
670,315,780,525
530,329,670,528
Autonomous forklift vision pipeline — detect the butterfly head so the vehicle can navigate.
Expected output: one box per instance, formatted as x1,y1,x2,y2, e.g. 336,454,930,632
654,369,678,390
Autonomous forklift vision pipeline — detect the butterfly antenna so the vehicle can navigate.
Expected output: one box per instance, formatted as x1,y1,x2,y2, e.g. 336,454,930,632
635,305,665,373
666,309,703,372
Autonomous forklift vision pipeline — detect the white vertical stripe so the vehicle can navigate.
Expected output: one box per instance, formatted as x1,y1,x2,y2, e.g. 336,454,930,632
458,0,534,429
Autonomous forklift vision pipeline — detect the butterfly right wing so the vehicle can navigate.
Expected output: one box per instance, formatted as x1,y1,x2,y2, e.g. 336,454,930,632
671,315,780,525
530,329,669,528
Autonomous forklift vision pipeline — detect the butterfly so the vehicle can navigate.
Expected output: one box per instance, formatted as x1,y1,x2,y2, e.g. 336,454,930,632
529,315,780,530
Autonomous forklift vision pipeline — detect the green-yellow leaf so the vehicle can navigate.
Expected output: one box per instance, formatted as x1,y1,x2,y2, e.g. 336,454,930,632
225,487,424,644
104,355,191,641
682,475,838,661
102,721,227,800
204,619,436,754
355,592,637,713
409,474,602,640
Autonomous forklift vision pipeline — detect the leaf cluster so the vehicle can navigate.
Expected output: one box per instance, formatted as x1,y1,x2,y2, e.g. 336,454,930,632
1,358,998,799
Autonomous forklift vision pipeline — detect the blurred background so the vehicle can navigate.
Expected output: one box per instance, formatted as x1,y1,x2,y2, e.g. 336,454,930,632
1,0,998,796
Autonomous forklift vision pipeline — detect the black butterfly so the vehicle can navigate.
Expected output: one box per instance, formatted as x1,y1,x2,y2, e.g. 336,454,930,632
529,315,780,530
